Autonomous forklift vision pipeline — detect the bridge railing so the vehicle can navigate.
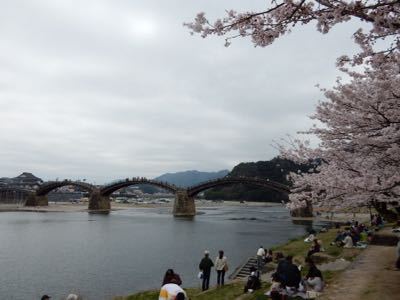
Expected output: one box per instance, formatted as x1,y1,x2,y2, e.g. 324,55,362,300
101,177,179,192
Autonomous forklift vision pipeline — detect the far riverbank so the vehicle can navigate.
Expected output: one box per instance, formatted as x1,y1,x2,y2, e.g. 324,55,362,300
0,200,283,213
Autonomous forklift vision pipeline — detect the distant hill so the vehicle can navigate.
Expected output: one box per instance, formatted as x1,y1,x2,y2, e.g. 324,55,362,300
204,157,313,202
154,170,229,188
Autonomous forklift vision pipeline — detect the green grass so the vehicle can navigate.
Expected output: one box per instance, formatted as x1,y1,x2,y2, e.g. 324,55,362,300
114,282,271,300
270,227,362,265
114,289,159,300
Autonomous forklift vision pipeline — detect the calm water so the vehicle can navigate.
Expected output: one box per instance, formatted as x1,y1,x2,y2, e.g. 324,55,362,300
0,204,320,299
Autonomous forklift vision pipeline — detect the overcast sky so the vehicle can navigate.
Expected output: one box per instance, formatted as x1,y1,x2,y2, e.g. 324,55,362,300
0,0,362,183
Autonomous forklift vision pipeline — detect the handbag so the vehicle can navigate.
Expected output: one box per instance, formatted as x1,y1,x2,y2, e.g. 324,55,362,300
197,271,203,279
223,263,229,272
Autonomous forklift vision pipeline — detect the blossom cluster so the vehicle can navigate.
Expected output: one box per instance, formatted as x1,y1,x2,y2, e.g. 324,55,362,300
185,1,400,66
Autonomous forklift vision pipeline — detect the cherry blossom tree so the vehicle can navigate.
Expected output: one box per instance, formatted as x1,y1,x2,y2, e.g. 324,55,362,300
186,1,400,217
278,57,400,218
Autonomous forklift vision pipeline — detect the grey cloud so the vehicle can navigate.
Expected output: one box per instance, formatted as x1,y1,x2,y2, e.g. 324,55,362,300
0,0,363,182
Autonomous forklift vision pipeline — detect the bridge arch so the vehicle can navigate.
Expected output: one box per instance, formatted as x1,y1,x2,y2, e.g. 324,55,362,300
100,178,178,196
172,177,290,217
186,176,290,198
35,180,96,196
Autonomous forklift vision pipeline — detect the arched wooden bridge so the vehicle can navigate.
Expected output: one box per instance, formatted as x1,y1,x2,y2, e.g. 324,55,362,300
0,176,290,217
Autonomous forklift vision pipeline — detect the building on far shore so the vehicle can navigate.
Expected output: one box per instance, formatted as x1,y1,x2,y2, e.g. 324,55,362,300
0,172,43,191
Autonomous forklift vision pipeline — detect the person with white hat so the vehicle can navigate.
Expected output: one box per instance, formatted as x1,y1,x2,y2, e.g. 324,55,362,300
199,250,214,291
66,294,79,300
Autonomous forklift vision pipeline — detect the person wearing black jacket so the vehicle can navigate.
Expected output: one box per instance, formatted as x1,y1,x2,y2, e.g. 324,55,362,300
199,250,214,291
276,255,301,288
305,257,324,292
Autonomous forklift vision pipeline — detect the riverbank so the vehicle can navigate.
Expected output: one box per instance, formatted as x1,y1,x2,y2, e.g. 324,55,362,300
0,201,282,213
0,202,371,226
114,216,378,300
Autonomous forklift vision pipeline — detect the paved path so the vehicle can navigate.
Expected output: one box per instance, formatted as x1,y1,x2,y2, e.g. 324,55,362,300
321,244,400,300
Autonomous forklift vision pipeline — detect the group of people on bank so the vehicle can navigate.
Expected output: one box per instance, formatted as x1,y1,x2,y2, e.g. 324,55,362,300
267,255,324,299
250,245,324,298
159,249,228,300
332,220,373,248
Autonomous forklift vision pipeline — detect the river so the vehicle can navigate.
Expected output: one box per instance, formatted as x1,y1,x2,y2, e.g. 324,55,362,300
0,204,322,299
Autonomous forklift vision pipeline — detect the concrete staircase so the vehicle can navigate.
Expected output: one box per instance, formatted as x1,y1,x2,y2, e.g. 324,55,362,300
230,257,258,279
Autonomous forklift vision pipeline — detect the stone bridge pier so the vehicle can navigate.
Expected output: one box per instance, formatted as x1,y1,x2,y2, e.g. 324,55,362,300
88,190,111,211
25,194,48,206
173,190,196,217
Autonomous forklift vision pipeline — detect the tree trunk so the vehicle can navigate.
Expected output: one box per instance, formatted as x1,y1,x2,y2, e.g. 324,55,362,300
372,201,399,222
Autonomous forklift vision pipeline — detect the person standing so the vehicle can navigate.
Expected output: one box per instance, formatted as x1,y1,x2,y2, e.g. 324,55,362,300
256,246,265,271
199,250,214,291
214,250,228,286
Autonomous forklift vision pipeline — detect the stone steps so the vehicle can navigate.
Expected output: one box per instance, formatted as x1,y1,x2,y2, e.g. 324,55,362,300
230,257,258,279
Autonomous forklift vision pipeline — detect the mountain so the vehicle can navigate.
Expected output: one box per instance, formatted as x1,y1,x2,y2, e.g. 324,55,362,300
154,170,229,188
204,157,313,202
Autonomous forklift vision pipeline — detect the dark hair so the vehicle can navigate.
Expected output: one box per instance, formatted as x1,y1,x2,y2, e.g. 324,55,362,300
271,272,281,282
286,255,293,262
219,250,224,259
162,269,178,286
176,292,185,300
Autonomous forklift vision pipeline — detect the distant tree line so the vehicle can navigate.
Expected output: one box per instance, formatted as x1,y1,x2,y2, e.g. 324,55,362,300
204,157,313,202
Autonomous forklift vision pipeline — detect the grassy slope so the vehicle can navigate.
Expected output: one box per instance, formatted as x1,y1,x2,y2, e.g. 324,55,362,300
115,227,363,300
114,282,271,300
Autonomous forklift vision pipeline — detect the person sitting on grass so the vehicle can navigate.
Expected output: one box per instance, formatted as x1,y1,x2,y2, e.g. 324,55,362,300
307,239,321,257
244,266,261,293
264,249,273,264
268,272,286,300
304,232,315,243
331,230,345,246
162,269,182,286
359,229,368,243
276,255,301,289
304,257,324,292
343,233,354,248
159,283,187,300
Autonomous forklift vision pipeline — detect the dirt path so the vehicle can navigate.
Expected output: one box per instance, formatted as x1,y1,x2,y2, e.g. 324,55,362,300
321,244,400,300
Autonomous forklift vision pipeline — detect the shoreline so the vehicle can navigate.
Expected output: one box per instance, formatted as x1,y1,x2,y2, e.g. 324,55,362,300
0,201,283,213
0,202,371,225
